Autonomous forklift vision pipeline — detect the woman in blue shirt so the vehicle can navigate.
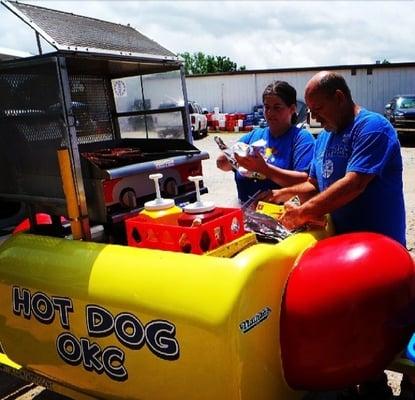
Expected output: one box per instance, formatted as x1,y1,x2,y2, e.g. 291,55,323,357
216,81,315,203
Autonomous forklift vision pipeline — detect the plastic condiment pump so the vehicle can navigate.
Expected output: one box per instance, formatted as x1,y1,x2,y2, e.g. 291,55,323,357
141,173,182,219
183,175,215,214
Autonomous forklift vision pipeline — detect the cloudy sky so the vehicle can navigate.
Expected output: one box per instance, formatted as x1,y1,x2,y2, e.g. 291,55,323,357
0,1,414,70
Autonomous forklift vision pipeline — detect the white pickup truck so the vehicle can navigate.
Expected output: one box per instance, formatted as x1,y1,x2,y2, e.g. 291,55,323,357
188,100,208,140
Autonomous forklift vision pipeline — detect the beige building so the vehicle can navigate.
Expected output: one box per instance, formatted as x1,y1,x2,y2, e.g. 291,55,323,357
186,62,415,115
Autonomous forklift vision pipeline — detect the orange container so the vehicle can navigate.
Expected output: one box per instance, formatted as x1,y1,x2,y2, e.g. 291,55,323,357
125,207,245,254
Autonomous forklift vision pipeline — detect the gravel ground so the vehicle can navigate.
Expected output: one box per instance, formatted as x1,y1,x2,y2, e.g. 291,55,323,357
402,142,415,256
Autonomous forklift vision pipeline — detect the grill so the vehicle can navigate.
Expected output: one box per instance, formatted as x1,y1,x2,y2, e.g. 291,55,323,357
79,138,207,223
0,53,208,235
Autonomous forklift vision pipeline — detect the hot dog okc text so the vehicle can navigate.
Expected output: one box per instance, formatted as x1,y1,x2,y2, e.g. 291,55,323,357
12,286,180,381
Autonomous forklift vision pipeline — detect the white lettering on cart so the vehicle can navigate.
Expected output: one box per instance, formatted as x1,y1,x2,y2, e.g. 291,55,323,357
154,159,175,169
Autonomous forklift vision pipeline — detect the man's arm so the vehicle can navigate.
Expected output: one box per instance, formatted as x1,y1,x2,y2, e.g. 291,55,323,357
265,164,309,187
265,177,319,204
280,171,375,229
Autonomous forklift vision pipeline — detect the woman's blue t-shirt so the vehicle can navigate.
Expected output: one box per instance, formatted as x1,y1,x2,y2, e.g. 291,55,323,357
309,108,406,245
235,125,315,202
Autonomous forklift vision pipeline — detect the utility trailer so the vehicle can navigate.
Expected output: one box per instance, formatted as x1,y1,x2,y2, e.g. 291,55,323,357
0,0,209,239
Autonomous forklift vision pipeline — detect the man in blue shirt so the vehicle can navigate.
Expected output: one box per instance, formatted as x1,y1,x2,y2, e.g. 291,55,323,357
269,71,406,399
270,71,406,247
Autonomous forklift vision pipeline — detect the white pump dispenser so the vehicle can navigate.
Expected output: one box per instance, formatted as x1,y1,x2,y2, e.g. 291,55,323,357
144,173,175,211
183,175,215,214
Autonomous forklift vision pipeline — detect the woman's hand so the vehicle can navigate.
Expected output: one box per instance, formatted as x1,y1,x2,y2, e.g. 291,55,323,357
216,153,233,171
234,151,268,176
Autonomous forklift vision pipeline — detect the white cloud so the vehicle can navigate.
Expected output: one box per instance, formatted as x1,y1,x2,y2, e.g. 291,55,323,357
0,0,414,69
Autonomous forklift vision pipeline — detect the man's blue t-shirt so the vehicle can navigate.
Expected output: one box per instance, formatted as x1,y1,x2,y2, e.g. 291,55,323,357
310,108,406,245
235,126,315,202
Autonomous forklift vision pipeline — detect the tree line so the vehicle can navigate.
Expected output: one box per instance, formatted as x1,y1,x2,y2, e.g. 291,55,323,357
179,53,391,75
179,52,246,75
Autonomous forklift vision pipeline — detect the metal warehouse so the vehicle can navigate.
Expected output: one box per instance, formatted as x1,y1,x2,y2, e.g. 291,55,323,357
185,63,415,115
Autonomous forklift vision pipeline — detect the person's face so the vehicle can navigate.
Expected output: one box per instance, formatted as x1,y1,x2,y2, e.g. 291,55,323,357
263,95,295,134
306,90,342,133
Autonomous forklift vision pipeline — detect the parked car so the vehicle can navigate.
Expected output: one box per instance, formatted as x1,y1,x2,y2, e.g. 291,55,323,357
188,101,208,140
384,95,415,132
155,101,207,140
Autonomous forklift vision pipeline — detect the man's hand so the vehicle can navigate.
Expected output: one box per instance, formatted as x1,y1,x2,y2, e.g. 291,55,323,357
263,188,293,204
281,201,328,230
278,202,309,230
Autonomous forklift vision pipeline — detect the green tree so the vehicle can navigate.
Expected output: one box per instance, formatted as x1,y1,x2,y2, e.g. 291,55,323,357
179,52,246,75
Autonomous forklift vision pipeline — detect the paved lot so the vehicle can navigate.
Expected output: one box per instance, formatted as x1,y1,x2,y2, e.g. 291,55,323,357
198,132,240,207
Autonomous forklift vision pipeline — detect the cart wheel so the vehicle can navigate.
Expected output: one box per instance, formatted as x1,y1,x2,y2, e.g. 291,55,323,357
164,178,178,197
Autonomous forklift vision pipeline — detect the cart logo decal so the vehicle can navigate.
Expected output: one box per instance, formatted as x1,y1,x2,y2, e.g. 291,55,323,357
239,307,271,333
154,159,175,169
12,286,180,382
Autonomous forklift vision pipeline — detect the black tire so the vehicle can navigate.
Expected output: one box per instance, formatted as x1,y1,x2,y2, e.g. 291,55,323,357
164,178,179,197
